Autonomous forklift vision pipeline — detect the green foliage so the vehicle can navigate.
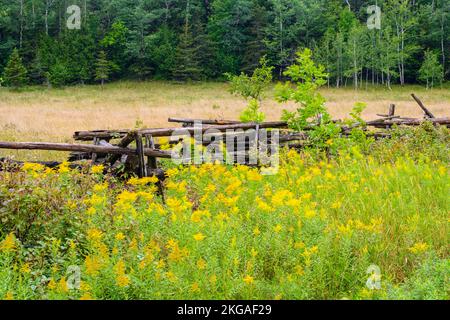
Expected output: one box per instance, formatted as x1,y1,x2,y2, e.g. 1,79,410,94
226,56,273,101
49,63,71,87
95,51,111,86
276,48,337,144
0,128,448,300
0,0,448,86
171,31,202,82
239,99,266,123
2,48,28,88
419,50,444,89
226,56,273,123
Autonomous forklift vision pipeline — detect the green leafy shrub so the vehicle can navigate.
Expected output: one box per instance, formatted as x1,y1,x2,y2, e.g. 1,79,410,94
226,56,273,123
275,48,341,147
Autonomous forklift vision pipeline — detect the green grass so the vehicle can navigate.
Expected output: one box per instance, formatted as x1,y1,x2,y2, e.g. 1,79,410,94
0,126,448,300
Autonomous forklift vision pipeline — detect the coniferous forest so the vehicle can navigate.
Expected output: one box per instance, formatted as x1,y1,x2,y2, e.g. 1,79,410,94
0,0,448,88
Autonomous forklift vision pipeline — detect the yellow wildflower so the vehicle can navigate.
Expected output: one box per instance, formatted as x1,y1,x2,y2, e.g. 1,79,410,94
85,255,102,276
90,165,104,174
127,176,158,186
193,233,206,241
115,232,125,241
166,271,177,283
197,258,207,270
58,277,69,293
79,293,94,300
22,162,45,173
93,183,108,193
20,263,31,274
1,233,16,252
243,275,254,285
87,228,103,242
409,242,429,254
116,274,130,287
4,292,14,300
190,282,201,293
47,278,57,290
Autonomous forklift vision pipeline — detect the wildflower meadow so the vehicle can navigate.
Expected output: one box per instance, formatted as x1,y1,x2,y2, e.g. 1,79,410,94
0,124,448,300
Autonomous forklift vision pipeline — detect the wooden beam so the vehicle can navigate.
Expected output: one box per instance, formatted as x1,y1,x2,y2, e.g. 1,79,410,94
105,131,138,165
74,121,289,140
411,94,435,118
0,141,172,158
135,134,146,178
168,118,242,126
370,117,449,128
389,104,396,117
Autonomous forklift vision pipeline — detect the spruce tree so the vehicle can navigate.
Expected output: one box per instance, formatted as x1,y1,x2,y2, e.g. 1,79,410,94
3,48,28,88
171,0,202,82
95,50,110,87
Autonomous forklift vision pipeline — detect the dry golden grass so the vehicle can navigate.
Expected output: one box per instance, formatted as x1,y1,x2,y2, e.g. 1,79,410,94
0,81,449,161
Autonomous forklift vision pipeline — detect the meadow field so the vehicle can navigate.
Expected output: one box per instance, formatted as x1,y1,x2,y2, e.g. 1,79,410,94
0,82,449,300
0,82,449,161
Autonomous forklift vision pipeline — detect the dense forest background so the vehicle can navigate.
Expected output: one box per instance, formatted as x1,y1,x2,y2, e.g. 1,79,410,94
0,0,448,87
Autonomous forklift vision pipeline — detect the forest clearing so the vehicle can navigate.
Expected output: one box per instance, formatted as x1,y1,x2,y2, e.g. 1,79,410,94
0,82,449,161
0,79,449,300
0,0,449,304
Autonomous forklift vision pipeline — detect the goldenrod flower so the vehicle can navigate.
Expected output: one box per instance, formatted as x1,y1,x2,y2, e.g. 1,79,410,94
273,224,282,233
190,282,200,293
116,274,130,287
1,233,16,252
93,183,108,193
22,162,45,173
47,278,57,290
79,293,94,300
91,165,104,174
409,242,429,254
243,275,254,285
193,233,206,241
86,207,96,215
85,255,102,276
20,263,31,274
197,258,207,270
4,292,14,300
87,228,103,243
115,232,125,241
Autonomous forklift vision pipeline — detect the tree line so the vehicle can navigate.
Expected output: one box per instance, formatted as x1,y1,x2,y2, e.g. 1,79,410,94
0,0,448,88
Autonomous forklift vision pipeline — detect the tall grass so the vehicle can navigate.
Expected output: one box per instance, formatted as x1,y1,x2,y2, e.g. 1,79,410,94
0,126,448,300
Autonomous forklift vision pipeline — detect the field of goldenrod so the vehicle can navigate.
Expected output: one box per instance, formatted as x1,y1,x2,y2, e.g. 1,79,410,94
0,127,448,300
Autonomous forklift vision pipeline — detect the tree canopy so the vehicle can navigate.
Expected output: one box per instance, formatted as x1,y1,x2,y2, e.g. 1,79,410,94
0,0,447,87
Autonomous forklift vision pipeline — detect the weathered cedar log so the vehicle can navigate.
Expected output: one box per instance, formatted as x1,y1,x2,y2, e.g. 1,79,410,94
74,121,289,140
73,129,131,141
0,142,172,158
105,131,138,165
68,139,113,162
389,104,396,117
411,94,435,118
370,117,449,128
168,118,242,126
135,134,147,178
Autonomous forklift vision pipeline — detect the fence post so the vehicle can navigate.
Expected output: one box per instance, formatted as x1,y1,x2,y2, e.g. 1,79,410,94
135,133,146,178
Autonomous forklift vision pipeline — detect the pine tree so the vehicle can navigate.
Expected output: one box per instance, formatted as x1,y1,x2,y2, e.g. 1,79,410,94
171,0,202,82
419,50,444,89
95,51,110,87
3,48,28,88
